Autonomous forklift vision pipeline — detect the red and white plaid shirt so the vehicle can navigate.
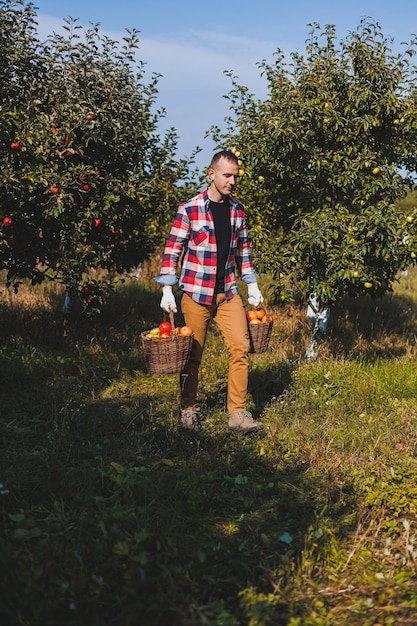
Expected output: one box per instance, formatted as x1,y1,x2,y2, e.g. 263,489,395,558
154,189,257,304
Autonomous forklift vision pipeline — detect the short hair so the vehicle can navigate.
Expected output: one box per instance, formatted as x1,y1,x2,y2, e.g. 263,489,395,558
209,150,239,169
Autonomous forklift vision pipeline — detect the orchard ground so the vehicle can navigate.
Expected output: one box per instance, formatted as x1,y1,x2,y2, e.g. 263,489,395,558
1,262,417,624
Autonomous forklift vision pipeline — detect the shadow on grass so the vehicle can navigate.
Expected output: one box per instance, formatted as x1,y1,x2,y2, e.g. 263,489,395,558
326,291,417,360
0,279,167,349
248,361,293,415
0,279,357,625
1,388,351,625
3,278,417,623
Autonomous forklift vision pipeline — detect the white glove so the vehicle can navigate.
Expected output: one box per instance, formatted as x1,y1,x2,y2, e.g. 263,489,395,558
160,285,177,313
247,283,263,307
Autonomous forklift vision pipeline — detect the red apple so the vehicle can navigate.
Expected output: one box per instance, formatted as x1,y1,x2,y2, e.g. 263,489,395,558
159,321,172,335
2,216,12,226
246,310,258,322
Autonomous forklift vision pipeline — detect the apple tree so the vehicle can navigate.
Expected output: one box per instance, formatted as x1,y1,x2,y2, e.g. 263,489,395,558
210,20,417,307
0,0,199,311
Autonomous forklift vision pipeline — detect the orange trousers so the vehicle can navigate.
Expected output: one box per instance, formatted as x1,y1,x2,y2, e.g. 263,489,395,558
180,292,250,414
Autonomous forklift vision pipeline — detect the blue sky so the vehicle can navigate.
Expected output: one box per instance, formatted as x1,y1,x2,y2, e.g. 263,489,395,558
33,0,417,168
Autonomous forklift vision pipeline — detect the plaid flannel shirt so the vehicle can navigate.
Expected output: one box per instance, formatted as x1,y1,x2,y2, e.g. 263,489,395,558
154,189,257,304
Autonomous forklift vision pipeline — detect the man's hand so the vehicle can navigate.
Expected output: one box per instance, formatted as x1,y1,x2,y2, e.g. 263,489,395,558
247,283,263,307
160,285,177,313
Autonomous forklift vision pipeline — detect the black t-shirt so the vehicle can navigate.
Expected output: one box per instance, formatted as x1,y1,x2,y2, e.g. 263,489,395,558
209,199,231,294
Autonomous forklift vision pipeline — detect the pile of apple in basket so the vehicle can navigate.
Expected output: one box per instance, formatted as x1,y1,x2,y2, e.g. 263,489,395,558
246,306,273,354
141,309,194,375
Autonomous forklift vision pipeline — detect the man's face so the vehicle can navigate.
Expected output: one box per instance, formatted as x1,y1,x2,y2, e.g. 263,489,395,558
208,157,239,200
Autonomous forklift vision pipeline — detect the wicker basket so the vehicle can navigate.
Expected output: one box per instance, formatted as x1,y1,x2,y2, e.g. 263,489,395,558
141,309,193,375
247,306,273,354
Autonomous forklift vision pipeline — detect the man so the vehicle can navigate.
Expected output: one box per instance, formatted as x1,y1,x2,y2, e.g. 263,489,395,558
154,150,264,433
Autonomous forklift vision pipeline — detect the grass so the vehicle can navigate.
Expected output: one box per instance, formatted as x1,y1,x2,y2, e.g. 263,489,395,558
2,267,417,625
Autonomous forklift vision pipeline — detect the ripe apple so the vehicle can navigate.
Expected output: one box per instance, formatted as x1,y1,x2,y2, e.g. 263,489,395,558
10,141,20,149
249,318,261,325
82,183,90,191
93,218,101,228
246,310,258,322
255,308,265,320
2,217,12,226
179,325,193,336
159,331,171,338
159,321,172,335
87,113,94,120
50,185,59,193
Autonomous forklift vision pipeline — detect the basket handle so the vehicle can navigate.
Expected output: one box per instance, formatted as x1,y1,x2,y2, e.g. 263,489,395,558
158,308,178,341
168,306,176,332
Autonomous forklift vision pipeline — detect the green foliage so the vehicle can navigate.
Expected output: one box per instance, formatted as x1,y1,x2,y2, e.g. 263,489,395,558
0,0,200,304
212,20,417,304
